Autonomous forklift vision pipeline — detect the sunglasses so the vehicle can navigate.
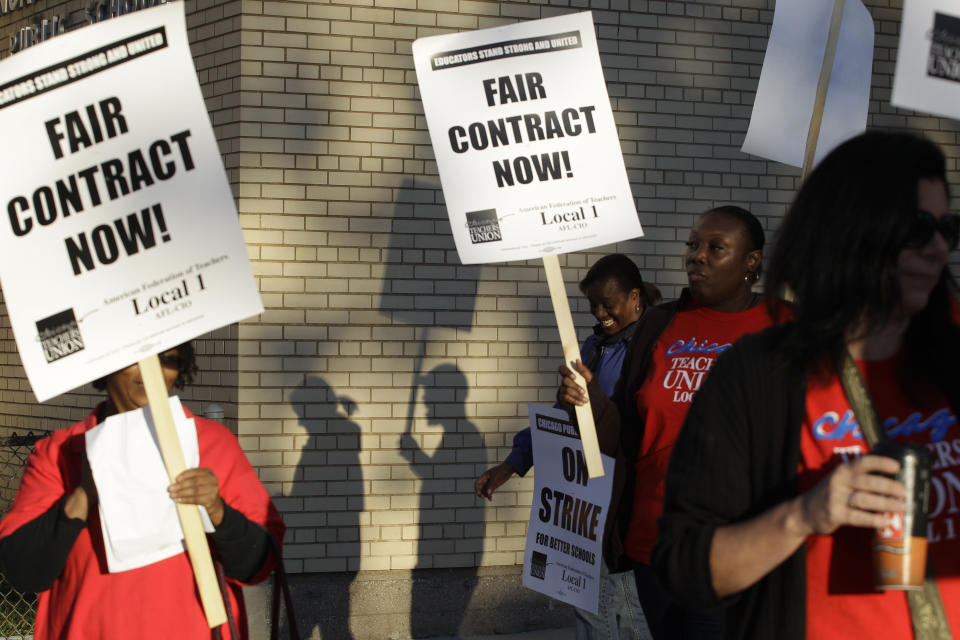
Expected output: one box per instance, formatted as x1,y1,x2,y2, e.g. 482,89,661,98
905,209,960,251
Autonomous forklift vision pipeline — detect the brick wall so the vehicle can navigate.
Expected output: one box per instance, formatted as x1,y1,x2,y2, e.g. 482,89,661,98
1,0,959,589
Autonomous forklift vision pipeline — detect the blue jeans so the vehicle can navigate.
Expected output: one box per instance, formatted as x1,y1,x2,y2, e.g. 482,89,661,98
575,565,653,640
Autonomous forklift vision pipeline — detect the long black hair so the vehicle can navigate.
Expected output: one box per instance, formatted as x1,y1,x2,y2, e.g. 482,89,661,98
764,130,958,377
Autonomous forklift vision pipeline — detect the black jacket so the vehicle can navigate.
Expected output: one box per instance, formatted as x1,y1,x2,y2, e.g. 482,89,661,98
652,324,808,640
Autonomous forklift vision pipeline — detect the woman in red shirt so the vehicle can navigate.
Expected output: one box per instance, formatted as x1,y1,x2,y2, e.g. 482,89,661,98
0,344,285,639
653,131,960,639
561,205,784,639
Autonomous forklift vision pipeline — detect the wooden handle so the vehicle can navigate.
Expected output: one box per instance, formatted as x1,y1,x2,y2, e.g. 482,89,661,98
542,254,604,479
802,0,846,179
139,354,228,628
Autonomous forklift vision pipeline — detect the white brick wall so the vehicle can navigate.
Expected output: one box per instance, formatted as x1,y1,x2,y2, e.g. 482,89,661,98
1,0,959,577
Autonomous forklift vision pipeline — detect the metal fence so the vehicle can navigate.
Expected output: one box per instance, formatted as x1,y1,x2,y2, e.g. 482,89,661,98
0,432,45,639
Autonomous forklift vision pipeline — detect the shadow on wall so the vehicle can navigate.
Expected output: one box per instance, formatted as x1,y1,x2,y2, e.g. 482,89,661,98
400,364,487,638
377,177,489,636
289,376,362,640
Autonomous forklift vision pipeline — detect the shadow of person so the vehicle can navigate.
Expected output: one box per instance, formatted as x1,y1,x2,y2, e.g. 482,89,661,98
289,376,361,640
400,364,486,638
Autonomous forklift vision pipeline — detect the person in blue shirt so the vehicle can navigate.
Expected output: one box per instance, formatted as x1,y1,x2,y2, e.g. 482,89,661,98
474,253,659,640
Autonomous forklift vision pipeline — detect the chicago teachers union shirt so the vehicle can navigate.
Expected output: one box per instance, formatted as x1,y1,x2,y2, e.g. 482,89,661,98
800,352,960,638
626,301,779,564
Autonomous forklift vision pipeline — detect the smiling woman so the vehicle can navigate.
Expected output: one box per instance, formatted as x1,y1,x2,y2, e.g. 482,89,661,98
475,253,657,640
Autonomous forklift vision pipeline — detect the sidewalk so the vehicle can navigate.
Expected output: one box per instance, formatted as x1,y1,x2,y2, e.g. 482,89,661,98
431,628,575,640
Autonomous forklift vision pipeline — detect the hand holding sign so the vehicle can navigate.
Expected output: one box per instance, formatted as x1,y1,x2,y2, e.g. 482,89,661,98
0,2,265,628
413,12,643,478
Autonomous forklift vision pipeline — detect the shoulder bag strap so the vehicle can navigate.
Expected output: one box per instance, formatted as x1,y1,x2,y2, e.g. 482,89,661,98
213,559,241,640
836,349,889,449
837,349,953,640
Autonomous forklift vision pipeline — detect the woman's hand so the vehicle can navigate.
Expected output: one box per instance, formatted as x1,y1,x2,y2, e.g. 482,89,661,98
168,468,225,527
475,462,515,500
793,454,907,537
710,454,908,598
557,360,593,407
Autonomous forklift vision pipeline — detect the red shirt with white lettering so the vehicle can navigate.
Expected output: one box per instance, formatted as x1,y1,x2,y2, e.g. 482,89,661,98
800,353,960,639
625,301,780,563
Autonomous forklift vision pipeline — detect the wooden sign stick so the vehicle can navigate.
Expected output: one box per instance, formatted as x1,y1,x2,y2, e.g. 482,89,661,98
542,254,604,479
802,0,846,179
139,353,228,628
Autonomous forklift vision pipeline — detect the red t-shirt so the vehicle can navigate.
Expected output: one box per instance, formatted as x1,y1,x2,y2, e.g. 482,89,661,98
625,301,781,563
800,354,960,639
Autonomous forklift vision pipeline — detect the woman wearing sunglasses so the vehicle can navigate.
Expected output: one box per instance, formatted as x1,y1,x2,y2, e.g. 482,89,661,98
0,343,285,639
653,131,960,639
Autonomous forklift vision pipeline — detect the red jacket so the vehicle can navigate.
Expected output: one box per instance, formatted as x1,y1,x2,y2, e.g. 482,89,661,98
0,404,285,639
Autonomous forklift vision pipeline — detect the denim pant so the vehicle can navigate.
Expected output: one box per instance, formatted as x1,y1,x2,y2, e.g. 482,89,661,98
575,565,654,640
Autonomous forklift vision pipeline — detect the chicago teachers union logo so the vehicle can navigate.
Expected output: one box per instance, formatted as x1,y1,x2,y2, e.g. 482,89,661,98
530,551,548,579
928,11,960,82
37,309,85,363
465,209,502,244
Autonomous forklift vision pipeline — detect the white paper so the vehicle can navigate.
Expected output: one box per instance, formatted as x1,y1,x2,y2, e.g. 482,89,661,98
412,12,643,264
892,0,960,121
521,404,614,614
741,0,873,168
85,396,214,573
0,2,263,401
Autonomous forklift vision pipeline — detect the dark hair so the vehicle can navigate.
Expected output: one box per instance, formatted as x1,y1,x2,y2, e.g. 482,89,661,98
707,205,765,252
764,130,958,375
93,342,198,391
704,205,766,280
579,253,650,307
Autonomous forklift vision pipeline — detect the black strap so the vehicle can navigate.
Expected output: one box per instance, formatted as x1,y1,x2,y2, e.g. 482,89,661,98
269,533,300,640
211,558,241,640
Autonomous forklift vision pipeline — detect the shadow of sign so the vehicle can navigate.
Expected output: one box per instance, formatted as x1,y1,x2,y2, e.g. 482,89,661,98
378,177,487,637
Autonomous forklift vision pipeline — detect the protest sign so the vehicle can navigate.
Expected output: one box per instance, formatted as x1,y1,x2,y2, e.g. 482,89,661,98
741,0,873,174
413,12,642,478
0,2,265,625
521,404,614,613
0,1,262,402
892,0,960,121
411,11,642,265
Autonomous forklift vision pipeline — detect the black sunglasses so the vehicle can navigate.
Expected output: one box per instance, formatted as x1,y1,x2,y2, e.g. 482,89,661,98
905,209,960,251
